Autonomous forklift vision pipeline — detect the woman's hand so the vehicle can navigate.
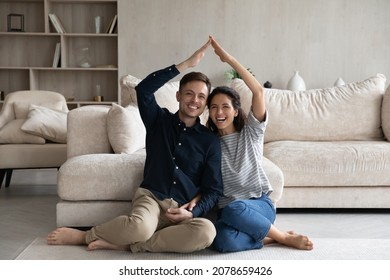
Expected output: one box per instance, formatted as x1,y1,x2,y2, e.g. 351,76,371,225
210,35,266,121
180,193,201,212
210,35,232,63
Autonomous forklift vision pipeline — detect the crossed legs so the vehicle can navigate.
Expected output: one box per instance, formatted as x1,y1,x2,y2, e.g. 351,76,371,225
47,188,216,253
213,196,313,252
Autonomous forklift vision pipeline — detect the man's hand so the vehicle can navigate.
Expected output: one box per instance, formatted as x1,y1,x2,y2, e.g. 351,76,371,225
165,208,193,224
176,37,211,72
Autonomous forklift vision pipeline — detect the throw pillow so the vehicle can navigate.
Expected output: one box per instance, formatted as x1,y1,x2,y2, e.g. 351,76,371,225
21,104,68,143
107,103,146,154
382,85,390,141
0,119,45,144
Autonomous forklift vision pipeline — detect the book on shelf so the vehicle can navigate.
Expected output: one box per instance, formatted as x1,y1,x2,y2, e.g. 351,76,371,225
106,14,118,34
49,13,66,33
52,42,61,68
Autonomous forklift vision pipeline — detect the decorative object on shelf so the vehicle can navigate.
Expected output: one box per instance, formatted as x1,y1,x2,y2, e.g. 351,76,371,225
286,71,306,91
224,68,254,82
334,77,346,86
95,16,103,33
77,46,91,68
7,14,24,32
94,84,103,102
264,81,272,88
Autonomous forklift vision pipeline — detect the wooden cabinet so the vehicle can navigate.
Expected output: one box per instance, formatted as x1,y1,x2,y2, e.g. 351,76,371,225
0,0,118,109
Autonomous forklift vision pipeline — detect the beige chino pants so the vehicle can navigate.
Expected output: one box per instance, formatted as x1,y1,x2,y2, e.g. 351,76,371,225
85,187,216,253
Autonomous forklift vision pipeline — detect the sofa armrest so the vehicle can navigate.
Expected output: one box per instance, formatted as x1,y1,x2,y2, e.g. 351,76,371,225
67,105,112,158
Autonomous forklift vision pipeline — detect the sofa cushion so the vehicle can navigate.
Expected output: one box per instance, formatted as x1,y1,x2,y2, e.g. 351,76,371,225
0,119,45,144
231,74,386,142
21,104,67,143
107,103,146,154
120,74,209,124
382,85,390,141
264,140,390,187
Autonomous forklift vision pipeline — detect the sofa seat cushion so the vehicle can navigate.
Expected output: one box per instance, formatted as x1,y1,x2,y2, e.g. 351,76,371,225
58,151,145,201
264,140,390,187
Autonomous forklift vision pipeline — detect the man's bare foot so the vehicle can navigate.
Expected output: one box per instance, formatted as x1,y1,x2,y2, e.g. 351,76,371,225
47,227,86,245
263,237,276,245
87,239,129,251
283,231,313,250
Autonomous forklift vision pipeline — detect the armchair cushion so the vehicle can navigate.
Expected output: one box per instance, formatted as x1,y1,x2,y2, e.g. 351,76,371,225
0,119,45,144
21,104,68,143
107,103,146,154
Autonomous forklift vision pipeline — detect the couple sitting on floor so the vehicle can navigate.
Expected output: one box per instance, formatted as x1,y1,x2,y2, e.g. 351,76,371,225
47,36,313,253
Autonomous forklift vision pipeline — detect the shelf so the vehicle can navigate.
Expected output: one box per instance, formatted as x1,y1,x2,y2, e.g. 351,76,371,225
0,0,119,107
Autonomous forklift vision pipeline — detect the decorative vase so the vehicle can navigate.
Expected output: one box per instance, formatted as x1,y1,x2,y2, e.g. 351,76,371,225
334,77,345,86
77,46,91,68
263,81,272,88
287,71,306,91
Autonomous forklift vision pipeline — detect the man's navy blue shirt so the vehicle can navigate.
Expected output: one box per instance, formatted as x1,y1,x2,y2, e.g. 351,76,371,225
135,65,223,217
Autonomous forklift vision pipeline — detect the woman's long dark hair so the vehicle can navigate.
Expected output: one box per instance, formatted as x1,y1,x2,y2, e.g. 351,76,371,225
206,86,246,134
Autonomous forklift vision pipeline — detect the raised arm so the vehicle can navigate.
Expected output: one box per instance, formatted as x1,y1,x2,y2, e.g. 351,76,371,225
210,36,266,121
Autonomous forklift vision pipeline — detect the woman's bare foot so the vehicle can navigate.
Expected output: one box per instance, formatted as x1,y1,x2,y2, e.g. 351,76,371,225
282,231,313,250
47,227,86,245
87,239,129,251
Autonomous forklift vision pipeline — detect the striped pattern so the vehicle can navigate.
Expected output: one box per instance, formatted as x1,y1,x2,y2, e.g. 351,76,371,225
218,111,272,208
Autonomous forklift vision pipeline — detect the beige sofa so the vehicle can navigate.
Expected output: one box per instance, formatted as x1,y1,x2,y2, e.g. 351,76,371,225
56,73,390,227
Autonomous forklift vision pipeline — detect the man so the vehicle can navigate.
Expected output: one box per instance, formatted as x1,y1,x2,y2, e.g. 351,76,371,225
47,37,223,253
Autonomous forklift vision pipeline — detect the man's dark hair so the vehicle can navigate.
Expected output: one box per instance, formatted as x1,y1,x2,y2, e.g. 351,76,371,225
179,72,211,94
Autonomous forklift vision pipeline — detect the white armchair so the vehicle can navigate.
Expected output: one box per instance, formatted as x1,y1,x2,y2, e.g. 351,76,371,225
0,90,68,188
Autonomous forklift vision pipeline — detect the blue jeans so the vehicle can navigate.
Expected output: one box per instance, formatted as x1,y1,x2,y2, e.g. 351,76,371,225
213,195,276,252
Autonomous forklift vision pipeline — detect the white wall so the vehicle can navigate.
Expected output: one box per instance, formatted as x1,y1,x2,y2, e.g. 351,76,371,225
118,0,390,89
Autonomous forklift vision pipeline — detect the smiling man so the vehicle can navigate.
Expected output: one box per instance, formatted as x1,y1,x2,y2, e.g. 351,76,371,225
47,37,223,254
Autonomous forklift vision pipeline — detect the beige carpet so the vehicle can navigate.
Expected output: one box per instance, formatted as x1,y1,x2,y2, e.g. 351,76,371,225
16,237,390,260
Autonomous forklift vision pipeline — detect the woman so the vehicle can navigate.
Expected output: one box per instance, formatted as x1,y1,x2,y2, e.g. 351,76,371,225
206,36,313,252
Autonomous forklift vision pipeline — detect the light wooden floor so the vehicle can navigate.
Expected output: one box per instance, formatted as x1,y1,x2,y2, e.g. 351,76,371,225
1,169,390,260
